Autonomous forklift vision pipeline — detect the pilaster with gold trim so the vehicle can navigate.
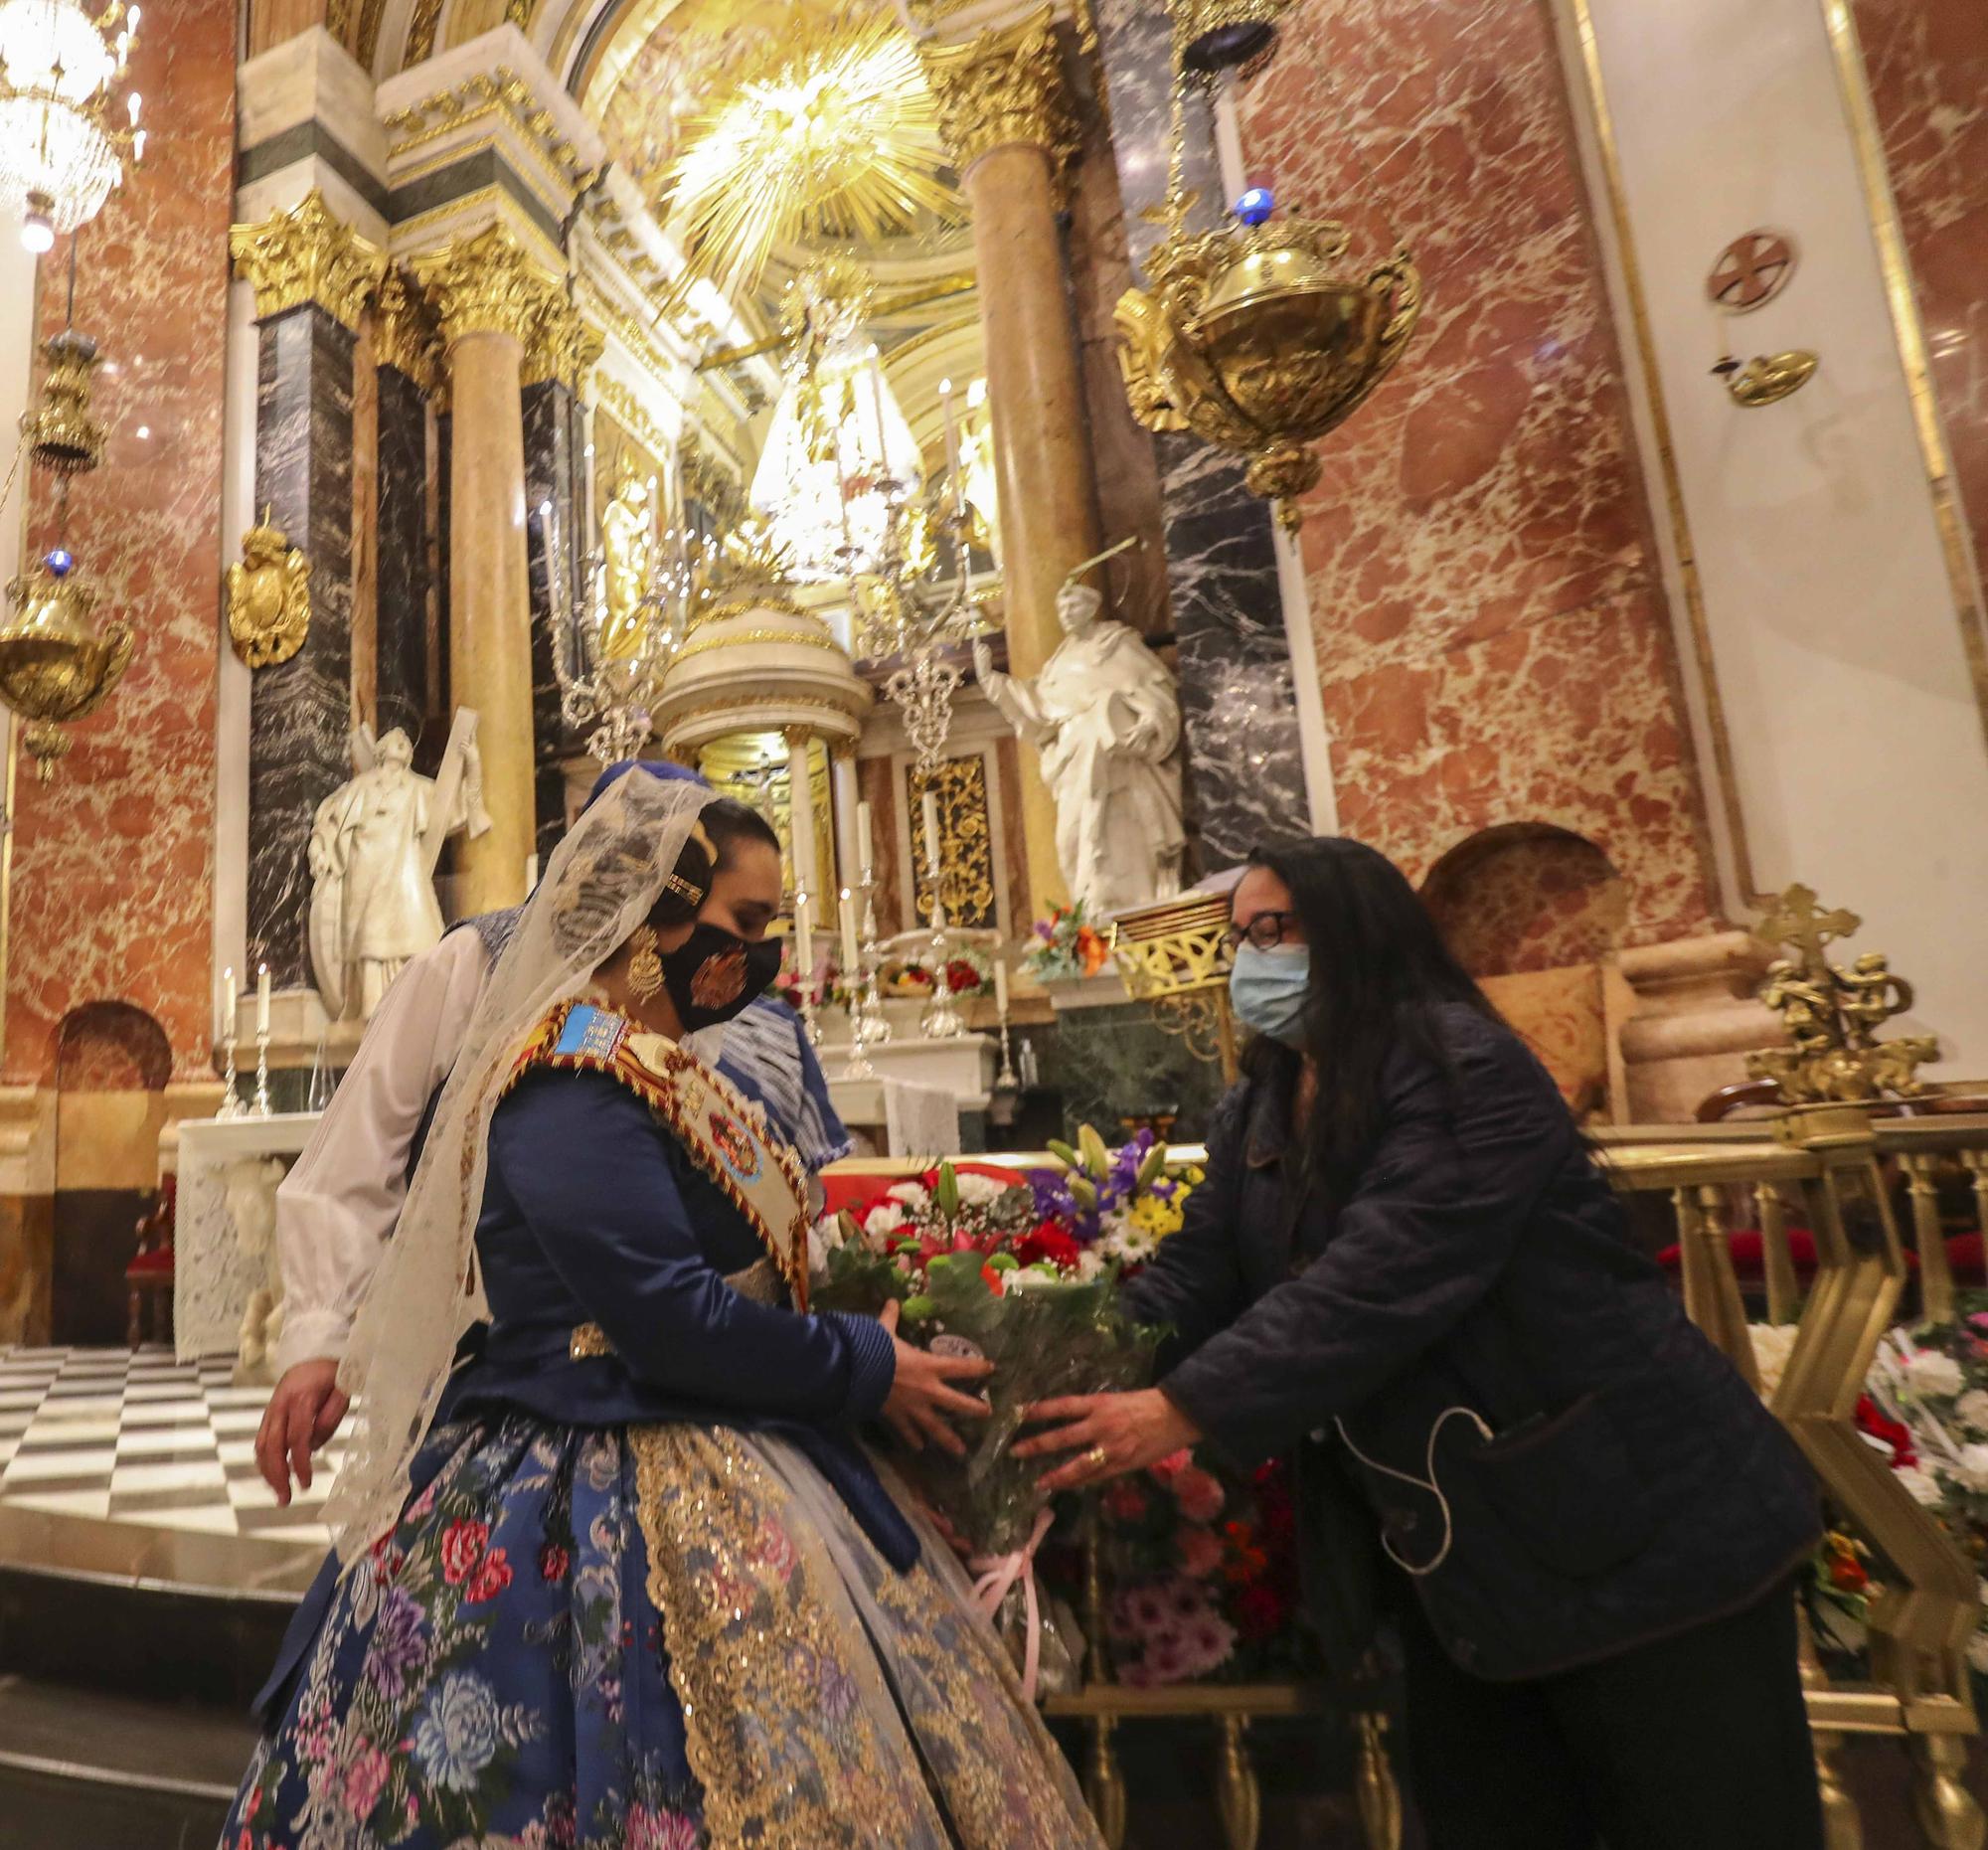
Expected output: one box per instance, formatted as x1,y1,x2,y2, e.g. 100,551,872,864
372,264,444,744
230,189,386,987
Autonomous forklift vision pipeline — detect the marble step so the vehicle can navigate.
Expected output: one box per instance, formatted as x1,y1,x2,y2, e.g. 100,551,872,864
0,1675,249,1849
0,1507,309,1710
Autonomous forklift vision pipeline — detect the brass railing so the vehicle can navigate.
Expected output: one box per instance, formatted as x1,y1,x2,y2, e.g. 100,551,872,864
1594,1110,1988,1849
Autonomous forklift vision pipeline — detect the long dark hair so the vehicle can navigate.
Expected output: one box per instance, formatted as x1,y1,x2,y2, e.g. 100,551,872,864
646,797,780,932
1244,836,1500,1188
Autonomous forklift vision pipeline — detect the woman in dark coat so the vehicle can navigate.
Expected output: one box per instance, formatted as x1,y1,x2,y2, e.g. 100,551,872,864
1018,836,1824,1849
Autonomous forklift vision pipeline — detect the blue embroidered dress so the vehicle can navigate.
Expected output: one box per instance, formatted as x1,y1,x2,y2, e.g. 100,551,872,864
225,1006,1100,1850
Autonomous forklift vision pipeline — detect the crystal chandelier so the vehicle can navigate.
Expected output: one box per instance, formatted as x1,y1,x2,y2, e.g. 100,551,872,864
0,0,144,253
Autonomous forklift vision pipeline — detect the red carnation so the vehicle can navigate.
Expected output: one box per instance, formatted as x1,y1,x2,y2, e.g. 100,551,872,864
1829,1552,1870,1594
945,960,979,993
1855,1395,1916,1467
1016,1224,1081,1271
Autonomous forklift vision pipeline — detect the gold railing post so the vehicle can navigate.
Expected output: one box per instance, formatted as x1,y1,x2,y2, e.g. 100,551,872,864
1757,1179,1801,1325
1354,1711,1404,1850
1215,1715,1260,1850
1798,1604,1867,1850
1964,1149,1988,1268
1905,1151,1959,1326
1676,1181,1759,1389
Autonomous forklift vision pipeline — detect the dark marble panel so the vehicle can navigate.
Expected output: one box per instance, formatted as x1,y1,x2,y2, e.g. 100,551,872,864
1093,0,1308,869
375,363,432,746
523,379,587,847
435,409,452,726
248,304,355,988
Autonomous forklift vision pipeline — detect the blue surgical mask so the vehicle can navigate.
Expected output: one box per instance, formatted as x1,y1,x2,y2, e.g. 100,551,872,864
1230,943,1311,1047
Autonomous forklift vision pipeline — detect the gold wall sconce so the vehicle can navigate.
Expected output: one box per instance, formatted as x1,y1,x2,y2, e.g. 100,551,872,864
1713,350,1819,408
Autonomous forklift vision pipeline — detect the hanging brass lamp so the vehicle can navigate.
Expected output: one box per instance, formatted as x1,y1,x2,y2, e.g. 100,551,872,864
22,329,104,475
1116,186,1420,530
0,547,133,775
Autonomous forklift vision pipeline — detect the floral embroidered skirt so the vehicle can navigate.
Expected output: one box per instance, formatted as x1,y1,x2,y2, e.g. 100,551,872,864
224,1412,1102,1850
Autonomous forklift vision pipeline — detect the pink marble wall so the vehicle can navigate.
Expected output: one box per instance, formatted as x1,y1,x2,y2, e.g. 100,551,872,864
8,0,234,1086
1851,0,1988,629
1236,0,1720,944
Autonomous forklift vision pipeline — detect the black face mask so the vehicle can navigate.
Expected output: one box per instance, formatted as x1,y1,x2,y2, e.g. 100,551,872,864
661,923,783,1032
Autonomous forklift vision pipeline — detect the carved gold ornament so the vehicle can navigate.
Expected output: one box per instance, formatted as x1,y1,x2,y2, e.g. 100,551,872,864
1117,195,1420,531
226,509,311,670
0,551,133,776
1716,350,1819,409
919,8,1078,187
1745,883,1938,1104
523,290,604,395
910,755,996,927
693,516,806,621
229,189,386,333
373,265,444,398
411,223,564,350
23,330,104,475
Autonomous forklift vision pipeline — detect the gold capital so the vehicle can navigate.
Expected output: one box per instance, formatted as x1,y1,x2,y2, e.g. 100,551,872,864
373,264,444,397
919,8,1077,183
521,291,605,395
229,189,387,333
411,224,564,351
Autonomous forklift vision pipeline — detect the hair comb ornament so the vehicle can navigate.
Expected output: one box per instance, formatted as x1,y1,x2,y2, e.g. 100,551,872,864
664,872,706,906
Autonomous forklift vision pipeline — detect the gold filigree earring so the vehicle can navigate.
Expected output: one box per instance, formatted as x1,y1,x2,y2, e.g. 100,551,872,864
627,925,665,1004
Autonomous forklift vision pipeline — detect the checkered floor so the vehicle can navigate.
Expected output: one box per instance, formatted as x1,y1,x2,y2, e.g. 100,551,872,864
0,1347,340,1547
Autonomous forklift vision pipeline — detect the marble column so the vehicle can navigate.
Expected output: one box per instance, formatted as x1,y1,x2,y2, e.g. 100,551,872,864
522,346,594,866
229,192,386,987
786,727,820,904
372,267,441,747
923,11,1100,915
414,226,561,917
1092,0,1310,866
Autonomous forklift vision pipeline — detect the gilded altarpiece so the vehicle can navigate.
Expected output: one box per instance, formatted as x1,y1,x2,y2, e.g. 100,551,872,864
909,755,998,931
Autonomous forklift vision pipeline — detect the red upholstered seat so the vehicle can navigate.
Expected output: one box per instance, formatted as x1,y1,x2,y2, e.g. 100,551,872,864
1657,1227,1820,1275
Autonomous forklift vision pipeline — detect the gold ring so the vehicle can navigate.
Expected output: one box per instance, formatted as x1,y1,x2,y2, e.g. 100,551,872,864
1082,1444,1108,1473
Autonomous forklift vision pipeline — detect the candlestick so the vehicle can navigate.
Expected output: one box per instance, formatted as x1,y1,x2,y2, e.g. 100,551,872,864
792,890,818,1047
252,1027,272,1119
854,863,891,1052
215,963,244,1120
255,962,271,1039
837,886,878,1079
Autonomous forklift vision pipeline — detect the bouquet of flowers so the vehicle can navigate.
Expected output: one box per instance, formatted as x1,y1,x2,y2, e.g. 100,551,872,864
1021,902,1112,983
1076,1452,1317,1686
811,1161,1162,1692
1794,1298,1988,1692
1027,1125,1204,1277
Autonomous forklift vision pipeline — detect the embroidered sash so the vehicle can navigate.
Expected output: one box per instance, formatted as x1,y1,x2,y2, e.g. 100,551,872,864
507,1001,811,1309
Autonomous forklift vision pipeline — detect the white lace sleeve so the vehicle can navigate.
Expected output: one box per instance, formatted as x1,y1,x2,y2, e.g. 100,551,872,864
271,930,488,1375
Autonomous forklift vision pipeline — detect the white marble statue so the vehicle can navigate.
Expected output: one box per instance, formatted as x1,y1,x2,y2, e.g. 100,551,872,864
973,562,1185,918
308,713,491,1020
226,1153,289,1385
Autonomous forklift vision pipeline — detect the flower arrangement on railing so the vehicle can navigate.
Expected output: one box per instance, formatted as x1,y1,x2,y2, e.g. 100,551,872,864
880,943,988,999
774,951,852,1014
1794,1302,1988,1688
1022,901,1112,983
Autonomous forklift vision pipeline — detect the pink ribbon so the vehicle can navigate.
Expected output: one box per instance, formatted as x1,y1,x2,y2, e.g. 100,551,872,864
968,1505,1058,1702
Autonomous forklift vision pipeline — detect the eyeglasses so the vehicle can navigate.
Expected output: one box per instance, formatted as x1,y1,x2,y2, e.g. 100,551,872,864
1223,911,1300,953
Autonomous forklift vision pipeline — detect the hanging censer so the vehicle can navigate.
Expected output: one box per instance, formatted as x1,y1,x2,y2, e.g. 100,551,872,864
1114,7,1421,530
0,238,133,776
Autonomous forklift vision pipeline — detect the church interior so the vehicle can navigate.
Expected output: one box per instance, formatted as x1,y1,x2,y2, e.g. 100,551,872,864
0,0,1984,1841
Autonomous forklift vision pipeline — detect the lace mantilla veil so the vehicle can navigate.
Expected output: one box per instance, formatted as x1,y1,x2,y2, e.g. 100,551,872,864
324,772,721,1562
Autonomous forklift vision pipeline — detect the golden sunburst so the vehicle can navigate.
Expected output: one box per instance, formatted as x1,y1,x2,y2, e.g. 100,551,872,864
658,13,958,309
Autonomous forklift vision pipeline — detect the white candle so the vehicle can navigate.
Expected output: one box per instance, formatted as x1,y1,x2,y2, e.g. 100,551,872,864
921,788,941,881
856,799,876,875
793,890,814,985
838,888,861,976
940,377,959,479
255,963,271,1038
221,966,236,1039
994,959,1009,1017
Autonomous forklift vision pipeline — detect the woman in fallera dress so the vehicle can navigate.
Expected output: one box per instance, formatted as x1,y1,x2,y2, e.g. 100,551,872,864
223,775,1104,1850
